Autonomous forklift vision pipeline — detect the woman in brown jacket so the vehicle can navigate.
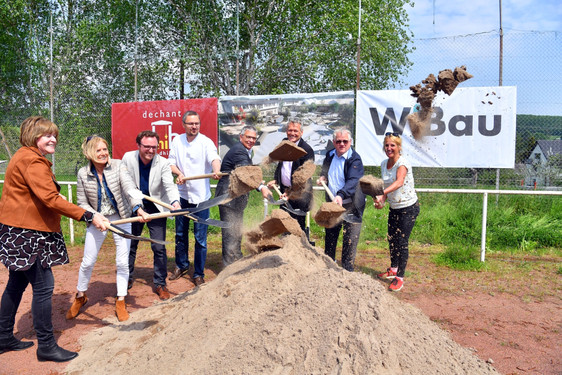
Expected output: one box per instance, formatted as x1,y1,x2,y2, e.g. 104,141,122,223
0,116,107,363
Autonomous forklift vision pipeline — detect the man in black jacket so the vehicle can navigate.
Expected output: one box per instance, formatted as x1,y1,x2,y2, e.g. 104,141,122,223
215,125,271,267
267,120,315,233
317,128,365,271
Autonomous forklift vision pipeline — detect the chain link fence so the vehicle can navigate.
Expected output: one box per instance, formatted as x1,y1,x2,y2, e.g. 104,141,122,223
1,30,561,189
394,31,562,190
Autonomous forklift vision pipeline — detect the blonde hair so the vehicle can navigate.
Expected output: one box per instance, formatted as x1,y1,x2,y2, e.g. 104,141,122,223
382,133,402,152
81,135,109,161
19,116,59,147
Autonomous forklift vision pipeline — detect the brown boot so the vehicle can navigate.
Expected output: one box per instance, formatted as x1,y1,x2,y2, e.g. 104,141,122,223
66,293,88,320
115,299,129,322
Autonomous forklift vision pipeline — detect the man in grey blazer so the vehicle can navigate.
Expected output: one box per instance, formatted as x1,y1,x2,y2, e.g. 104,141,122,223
122,130,181,299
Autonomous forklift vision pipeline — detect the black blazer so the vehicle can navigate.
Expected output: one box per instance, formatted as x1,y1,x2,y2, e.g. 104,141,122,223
273,138,315,212
215,141,253,209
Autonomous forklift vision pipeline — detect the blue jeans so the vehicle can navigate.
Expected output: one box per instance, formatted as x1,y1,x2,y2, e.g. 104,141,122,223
0,263,56,348
175,197,209,278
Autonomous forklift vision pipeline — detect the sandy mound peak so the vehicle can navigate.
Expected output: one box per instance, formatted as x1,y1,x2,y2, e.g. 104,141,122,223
66,235,498,375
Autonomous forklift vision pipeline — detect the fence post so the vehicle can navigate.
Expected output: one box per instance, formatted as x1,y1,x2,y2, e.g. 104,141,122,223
67,183,75,245
480,192,488,262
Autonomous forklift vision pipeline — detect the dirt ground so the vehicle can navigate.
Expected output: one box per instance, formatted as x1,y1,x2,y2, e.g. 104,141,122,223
0,238,560,375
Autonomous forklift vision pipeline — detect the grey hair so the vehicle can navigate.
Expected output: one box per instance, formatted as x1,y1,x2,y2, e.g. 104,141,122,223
287,120,303,131
182,111,200,122
333,128,353,144
240,125,257,136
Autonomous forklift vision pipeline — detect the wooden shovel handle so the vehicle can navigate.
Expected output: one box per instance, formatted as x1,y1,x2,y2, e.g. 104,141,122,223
320,180,335,201
180,172,228,182
272,184,283,197
142,195,174,210
110,210,185,225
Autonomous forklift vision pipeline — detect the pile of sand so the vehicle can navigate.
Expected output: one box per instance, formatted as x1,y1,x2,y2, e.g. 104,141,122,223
66,235,498,375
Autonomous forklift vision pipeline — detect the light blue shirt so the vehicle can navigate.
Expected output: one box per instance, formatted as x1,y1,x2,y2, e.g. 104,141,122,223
327,148,352,200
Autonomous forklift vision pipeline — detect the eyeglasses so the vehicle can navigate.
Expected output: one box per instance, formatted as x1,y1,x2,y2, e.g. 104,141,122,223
183,122,200,126
140,144,158,150
385,132,401,137
243,135,257,141
335,140,349,145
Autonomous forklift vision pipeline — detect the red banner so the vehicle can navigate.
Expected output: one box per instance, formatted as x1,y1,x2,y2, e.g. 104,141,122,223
111,98,218,159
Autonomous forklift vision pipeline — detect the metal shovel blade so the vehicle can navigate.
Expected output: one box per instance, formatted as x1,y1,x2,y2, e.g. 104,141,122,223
171,193,231,216
342,212,362,224
188,213,231,228
280,200,306,216
106,223,169,245
265,194,285,205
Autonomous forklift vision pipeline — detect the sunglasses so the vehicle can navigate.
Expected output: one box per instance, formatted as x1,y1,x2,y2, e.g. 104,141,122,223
335,140,349,145
385,132,401,137
86,135,98,143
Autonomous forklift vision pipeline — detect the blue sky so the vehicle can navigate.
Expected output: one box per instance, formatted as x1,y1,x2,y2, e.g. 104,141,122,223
405,0,562,38
397,0,562,116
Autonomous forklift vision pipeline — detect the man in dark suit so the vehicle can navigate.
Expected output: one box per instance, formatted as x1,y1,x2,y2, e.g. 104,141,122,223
317,128,365,272
267,120,315,233
215,125,271,267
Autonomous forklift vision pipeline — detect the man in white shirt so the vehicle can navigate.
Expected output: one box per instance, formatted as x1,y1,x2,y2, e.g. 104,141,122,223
168,111,221,286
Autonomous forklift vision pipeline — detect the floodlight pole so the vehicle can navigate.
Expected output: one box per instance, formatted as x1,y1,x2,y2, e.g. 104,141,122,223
355,0,362,91
495,0,503,202
134,0,138,101
236,0,240,96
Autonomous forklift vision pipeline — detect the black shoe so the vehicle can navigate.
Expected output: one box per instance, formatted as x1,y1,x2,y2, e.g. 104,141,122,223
169,267,189,281
37,344,78,362
0,337,34,354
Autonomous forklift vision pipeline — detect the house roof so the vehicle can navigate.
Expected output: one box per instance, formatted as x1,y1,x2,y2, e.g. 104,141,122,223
536,139,562,160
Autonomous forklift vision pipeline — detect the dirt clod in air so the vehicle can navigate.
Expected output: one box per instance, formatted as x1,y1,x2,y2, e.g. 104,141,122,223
359,175,384,197
268,140,308,162
228,165,263,198
245,209,303,255
408,65,473,140
286,160,316,200
314,201,346,228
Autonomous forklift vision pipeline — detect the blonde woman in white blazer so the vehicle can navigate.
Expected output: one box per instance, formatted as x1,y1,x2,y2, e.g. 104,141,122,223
66,135,143,322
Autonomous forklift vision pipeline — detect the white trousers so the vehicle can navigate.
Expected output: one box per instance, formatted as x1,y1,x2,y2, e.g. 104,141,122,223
77,213,131,297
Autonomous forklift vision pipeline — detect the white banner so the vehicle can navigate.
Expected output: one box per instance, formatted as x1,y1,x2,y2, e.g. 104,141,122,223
356,87,517,168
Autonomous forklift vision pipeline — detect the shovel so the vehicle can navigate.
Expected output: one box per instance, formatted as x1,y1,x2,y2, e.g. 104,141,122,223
105,223,169,245
127,190,231,228
319,180,361,224
271,184,306,217
179,172,228,182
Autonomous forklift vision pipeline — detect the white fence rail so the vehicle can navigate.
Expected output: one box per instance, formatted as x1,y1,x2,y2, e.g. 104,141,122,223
2,181,561,261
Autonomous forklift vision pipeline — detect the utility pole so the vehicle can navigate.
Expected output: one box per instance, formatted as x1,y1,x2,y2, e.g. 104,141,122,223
355,0,362,91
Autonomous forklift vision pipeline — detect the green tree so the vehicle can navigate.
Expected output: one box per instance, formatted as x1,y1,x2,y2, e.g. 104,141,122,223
167,0,413,96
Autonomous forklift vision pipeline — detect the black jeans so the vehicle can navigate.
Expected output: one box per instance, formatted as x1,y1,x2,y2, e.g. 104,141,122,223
388,201,420,278
0,263,56,348
129,216,168,287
